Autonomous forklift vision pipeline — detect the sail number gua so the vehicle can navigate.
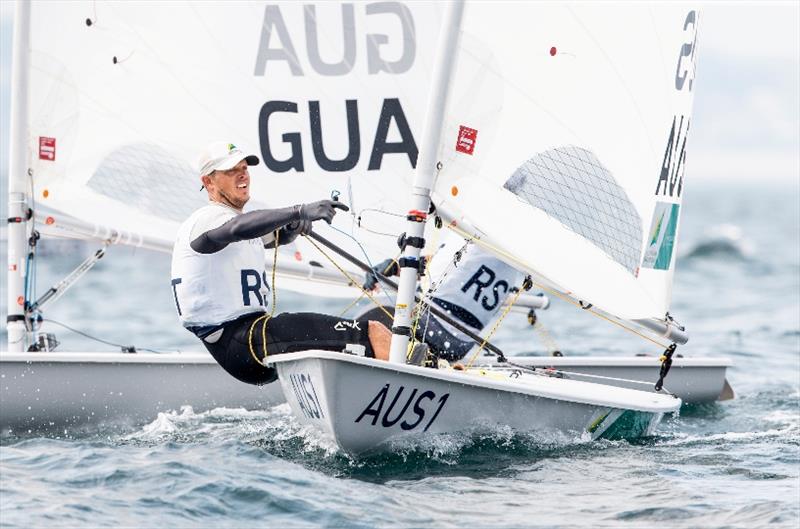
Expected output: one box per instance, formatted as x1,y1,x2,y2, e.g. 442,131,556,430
254,3,421,174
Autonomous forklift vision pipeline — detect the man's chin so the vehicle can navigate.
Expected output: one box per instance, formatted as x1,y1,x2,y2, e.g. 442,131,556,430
230,195,249,210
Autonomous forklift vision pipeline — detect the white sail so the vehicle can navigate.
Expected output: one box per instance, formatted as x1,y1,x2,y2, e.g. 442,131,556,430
24,1,443,288
431,4,698,321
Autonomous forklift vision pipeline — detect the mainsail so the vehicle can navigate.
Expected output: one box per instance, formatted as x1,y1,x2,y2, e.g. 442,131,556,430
14,1,695,343
431,4,698,322
23,1,443,283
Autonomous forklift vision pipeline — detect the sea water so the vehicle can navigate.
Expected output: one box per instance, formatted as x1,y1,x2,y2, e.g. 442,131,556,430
1,182,798,528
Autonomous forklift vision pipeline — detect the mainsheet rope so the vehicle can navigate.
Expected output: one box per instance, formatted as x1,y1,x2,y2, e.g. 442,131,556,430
302,234,394,322
337,255,401,318
248,230,280,367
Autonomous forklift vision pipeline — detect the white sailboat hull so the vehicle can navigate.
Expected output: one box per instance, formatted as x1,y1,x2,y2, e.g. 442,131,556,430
270,351,681,455
0,352,283,433
0,350,730,434
492,355,734,403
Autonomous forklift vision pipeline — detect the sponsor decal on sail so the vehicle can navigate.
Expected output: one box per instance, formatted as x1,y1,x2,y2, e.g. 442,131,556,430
455,125,478,155
641,202,680,270
39,137,56,161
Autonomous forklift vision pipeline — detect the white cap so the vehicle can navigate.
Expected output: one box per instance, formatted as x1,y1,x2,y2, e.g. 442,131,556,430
198,141,259,177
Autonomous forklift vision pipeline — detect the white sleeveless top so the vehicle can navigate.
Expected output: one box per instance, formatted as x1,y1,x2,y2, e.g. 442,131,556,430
429,239,525,336
171,202,271,327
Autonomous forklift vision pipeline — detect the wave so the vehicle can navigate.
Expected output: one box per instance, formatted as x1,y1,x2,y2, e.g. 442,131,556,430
118,404,622,481
661,423,799,446
682,223,754,260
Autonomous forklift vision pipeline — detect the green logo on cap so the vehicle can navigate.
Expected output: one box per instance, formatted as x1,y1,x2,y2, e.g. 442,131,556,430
227,143,236,152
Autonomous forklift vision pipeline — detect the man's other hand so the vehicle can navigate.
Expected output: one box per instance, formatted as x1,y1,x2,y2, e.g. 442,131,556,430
362,258,399,291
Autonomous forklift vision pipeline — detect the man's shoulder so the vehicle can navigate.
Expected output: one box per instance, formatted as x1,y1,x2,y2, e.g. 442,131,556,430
182,202,236,240
191,202,236,220
181,203,235,233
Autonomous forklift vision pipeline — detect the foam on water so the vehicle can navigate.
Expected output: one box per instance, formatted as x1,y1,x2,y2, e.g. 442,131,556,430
663,424,799,446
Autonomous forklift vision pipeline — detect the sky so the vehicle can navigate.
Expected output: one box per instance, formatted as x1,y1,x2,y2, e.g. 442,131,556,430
688,2,799,183
0,1,798,186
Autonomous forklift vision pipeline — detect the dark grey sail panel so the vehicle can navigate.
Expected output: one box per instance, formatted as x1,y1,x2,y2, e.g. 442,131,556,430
504,145,643,274
87,143,205,222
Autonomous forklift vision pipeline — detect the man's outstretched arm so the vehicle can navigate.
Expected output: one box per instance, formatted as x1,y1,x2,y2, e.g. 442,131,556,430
191,200,348,254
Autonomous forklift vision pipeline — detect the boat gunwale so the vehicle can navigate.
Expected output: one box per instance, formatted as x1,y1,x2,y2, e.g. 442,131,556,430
270,350,682,413
494,356,734,367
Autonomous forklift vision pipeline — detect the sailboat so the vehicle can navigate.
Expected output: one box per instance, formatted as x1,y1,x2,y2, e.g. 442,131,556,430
267,1,711,454
2,2,727,435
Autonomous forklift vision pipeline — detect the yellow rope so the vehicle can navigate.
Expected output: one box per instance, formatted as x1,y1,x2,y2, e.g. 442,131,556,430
302,234,394,321
338,255,403,317
338,292,367,318
444,223,670,351
464,278,527,370
248,313,270,367
248,230,280,367
533,319,561,355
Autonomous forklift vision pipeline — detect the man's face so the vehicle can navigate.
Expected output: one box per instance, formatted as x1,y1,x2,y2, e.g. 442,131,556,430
204,159,250,211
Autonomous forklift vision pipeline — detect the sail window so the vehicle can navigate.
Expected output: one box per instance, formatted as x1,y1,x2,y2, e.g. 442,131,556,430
504,145,643,274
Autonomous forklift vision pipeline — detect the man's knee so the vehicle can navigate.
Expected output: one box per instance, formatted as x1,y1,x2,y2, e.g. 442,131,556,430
204,341,278,386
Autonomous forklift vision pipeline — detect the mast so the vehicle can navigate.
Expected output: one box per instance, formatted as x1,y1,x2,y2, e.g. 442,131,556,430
7,1,31,352
389,1,465,364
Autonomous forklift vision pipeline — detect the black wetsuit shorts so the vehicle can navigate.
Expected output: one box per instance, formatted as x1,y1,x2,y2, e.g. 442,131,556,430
193,312,375,386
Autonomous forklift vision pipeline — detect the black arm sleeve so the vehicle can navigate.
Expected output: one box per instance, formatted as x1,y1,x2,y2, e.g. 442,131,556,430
190,206,301,254
262,225,293,250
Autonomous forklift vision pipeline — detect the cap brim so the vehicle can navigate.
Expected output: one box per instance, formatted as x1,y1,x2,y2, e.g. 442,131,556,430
207,153,260,173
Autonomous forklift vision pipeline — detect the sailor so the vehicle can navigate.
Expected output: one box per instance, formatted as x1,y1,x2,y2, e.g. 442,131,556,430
171,141,392,385
364,239,525,362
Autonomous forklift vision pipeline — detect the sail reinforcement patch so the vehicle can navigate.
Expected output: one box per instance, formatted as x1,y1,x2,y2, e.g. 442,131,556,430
504,146,643,274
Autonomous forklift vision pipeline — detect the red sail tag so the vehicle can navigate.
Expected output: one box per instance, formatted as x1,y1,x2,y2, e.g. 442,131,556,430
455,126,478,155
39,137,56,161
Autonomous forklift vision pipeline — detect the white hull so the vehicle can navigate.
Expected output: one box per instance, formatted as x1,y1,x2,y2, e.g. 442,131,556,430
493,355,734,403
0,351,731,434
0,352,283,434
270,351,681,455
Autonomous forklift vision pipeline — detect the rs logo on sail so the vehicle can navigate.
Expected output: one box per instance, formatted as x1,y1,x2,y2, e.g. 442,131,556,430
354,384,449,432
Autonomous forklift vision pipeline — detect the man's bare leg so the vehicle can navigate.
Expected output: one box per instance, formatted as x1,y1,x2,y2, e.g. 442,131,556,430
367,321,392,361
